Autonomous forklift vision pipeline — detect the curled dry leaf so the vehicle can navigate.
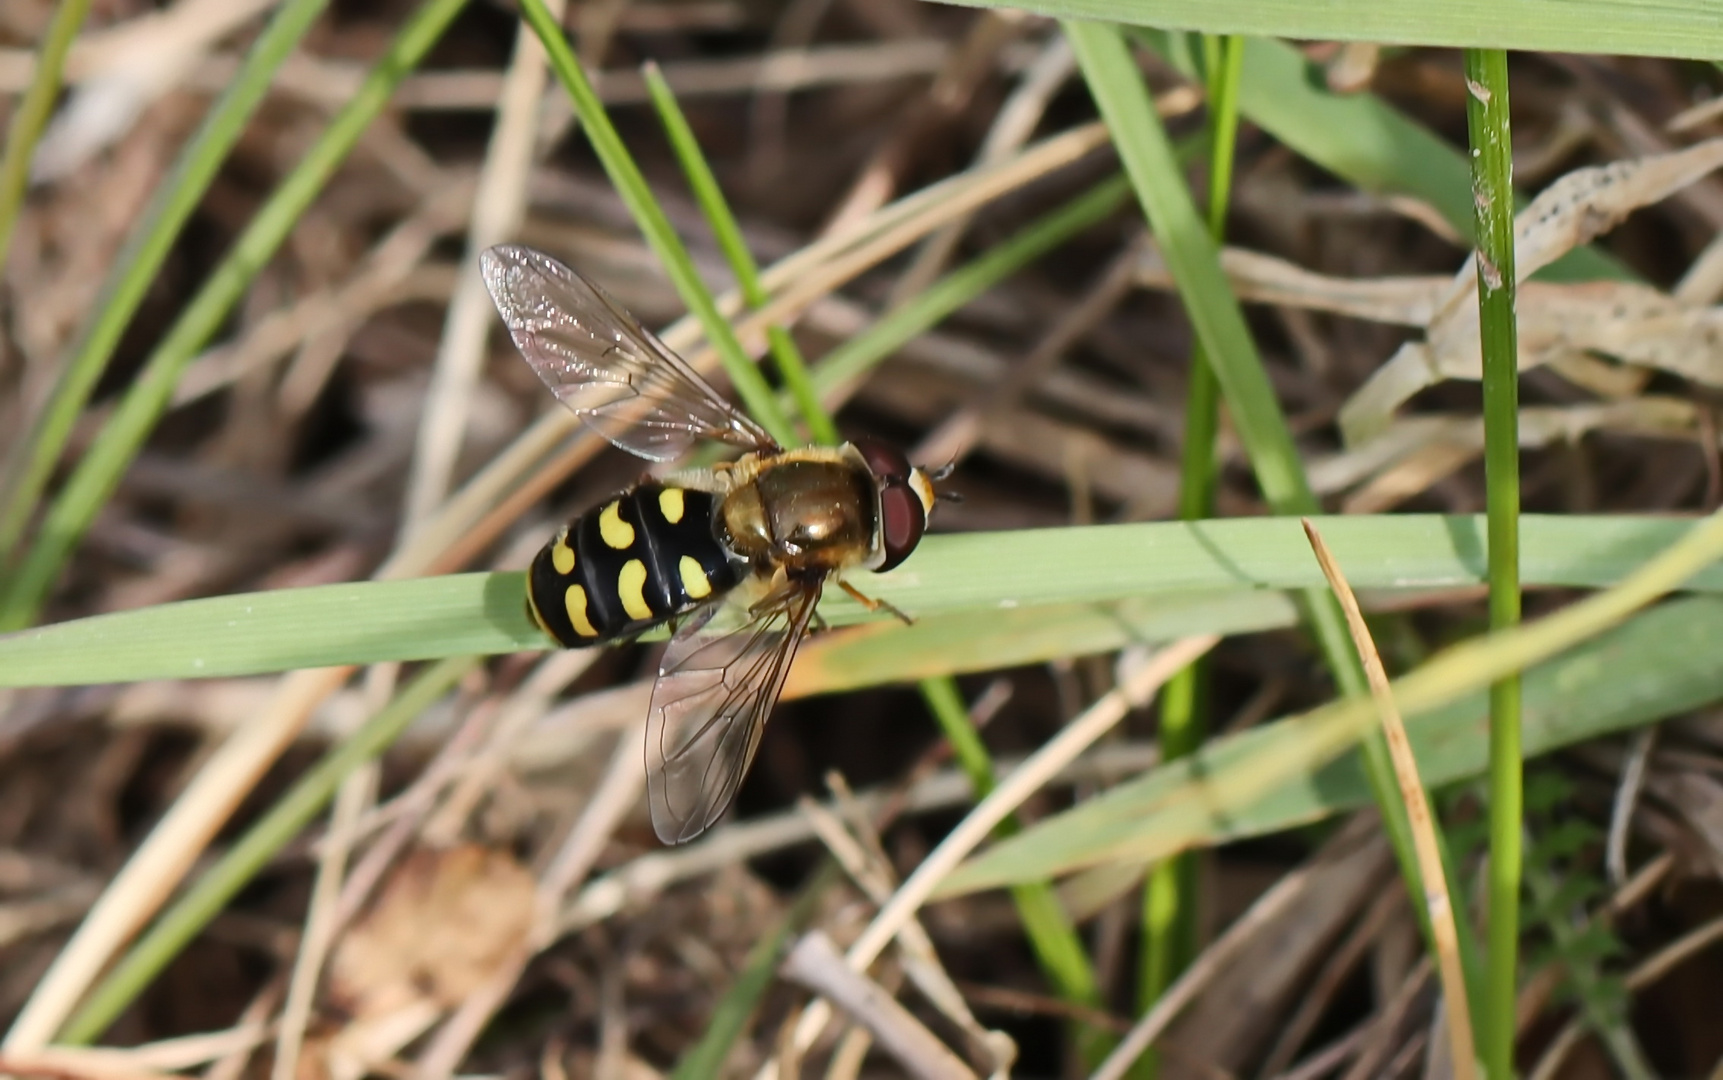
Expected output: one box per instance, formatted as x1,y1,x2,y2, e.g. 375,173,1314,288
1344,279,1723,446
318,845,534,1080
1317,398,1698,512
1354,136,1723,444
1136,137,1723,454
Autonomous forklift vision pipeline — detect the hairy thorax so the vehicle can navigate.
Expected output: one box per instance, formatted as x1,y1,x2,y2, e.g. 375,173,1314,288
715,450,878,576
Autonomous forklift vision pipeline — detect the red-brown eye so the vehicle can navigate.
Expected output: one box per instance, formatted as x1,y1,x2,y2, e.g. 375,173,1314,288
854,438,912,483
876,482,926,571
853,438,926,570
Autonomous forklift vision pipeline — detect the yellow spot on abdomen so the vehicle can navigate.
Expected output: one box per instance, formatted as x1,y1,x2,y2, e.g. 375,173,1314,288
564,584,599,638
598,500,635,549
679,555,712,600
618,559,653,620
550,535,576,575
658,487,685,524
526,586,551,637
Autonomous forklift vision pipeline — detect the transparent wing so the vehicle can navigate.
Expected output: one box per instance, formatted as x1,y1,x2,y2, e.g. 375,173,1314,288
480,244,778,462
645,579,822,844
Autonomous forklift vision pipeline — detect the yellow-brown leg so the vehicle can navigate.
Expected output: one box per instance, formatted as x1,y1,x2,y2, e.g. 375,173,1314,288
838,579,914,626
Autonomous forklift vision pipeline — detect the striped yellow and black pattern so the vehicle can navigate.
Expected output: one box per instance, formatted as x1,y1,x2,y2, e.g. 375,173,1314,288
526,484,742,647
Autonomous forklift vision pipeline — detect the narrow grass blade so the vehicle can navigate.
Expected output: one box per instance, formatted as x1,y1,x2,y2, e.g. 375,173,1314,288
0,0,467,631
938,0,1723,61
518,0,796,446
0,0,90,272
5,514,1723,687
948,595,1723,892
1060,28,1324,547
1140,38,1238,1065
1065,15,1459,959
1464,46,1523,1080
944,506,1723,894
0,0,332,563
643,63,836,446
1136,34,1626,283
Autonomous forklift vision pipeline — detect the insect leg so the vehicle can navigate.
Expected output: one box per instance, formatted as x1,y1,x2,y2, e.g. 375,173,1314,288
837,579,914,626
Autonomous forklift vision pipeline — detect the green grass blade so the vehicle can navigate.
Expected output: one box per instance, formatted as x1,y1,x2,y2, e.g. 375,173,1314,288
0,0,331,564
1137,33,1625,283
57,656,476,1044
939,0,1723,60
517,0,796,447
0,0,90,274
943,505,1723,893
671,864,840,1079
920,679,1107,1064
1465,46,1522,1080
642,64,837,447
941,593,1723,893
1064,18,1461,934
1140,35,1240,1072
634,60,1104,1048
1060,27,1318,526
0,0,467,631
634,59,1106,1044
4,514,1722,687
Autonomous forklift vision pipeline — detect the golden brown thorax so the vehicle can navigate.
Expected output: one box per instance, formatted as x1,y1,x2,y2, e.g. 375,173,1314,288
716,449,878,576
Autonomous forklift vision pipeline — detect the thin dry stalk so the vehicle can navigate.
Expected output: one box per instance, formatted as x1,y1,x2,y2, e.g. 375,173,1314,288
782,931,977,1080
1300,518,1477,1080
801,785,1010,1074
410,719,647,1079
1089,850,1329,1080
1258,871,1408,1077
1267,1026,1370,1080
0,1020,272,1079
761,636,1218,1079
3,664,355,1053
271,759,375,1080
888,32,1077,305
1606,727,1656,886
402,0,565,531
912,233,1143,467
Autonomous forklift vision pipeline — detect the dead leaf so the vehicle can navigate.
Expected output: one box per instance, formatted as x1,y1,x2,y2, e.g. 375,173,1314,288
319,845,535,1080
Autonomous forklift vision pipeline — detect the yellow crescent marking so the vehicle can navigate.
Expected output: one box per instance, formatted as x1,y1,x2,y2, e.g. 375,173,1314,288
525,585,551,637
679,555,712,600
550,536,576,575
658,487,685,524
563,584,599,638
618,559,653,621
598,500,635,549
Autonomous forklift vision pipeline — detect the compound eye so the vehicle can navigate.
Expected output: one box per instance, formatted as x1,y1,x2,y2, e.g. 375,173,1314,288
876,482,926,571
853,438,912,483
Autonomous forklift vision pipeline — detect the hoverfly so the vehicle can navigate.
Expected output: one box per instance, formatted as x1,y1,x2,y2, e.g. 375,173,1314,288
481,245,942,845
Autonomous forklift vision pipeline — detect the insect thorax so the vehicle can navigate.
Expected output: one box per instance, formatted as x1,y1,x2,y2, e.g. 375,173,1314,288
717,456,878,574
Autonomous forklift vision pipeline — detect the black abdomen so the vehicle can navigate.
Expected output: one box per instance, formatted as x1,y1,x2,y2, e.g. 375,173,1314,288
527,484,740,647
